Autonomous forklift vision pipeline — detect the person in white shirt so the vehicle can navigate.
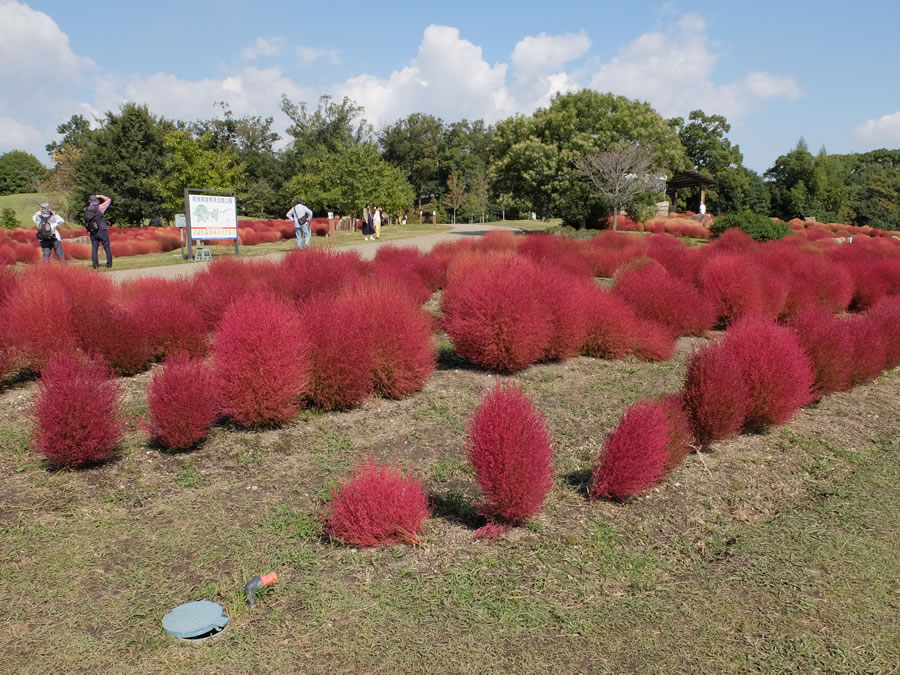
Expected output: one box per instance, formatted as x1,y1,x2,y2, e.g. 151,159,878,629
287,197,313,249
32,202,66,263
373,206,382,240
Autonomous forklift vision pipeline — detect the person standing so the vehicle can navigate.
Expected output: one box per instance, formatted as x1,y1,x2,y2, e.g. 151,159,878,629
362,203,375,240
84,194,112,269
32,202,66,263
287,197,313,249
373,206,382,240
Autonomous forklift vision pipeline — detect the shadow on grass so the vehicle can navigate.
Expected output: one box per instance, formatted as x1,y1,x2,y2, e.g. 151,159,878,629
429,489,486,530
563,468,593,499
436,342,484,372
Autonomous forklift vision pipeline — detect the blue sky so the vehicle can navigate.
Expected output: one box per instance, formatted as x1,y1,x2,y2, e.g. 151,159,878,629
2,0,899,173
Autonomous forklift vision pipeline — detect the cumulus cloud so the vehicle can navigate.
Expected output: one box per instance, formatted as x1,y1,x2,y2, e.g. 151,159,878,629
511,31,591,76
0,112,45,152
854,111,900,143
334,25,511,128
297,46,341,66
588,15,802,120
241,37,285,62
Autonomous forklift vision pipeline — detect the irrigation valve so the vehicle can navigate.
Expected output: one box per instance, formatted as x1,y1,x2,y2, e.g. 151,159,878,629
244,572,279,608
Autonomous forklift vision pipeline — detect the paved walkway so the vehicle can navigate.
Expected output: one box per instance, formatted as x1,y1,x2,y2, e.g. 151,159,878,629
107,223,523,283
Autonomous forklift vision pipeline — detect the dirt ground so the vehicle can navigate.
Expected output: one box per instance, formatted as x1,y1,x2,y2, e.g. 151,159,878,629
0,328,898,673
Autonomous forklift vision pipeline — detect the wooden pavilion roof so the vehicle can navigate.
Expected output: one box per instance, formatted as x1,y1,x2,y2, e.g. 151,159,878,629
667,171,717,190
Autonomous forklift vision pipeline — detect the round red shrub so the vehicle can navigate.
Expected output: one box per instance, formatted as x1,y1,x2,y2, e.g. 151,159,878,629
374,245,443,292
72,299,155,376
660,394,694,472
126,281,209,358
538,272,592,361
3,271,77,370
324,460,430,547
342,281,436,399
466,384,554,536
146,355,218,451
590,399,671,500
844,314,887,385
31,350,123,467
278,248,369,306
214,292,309,427
790,306,855,396
699,254,766,325
613,260,714,336
441,256,553,373
681,341,750,446
630,319,676,362
722,316,815,430
867,296,900,369
300,296,374,410
581,289,640,360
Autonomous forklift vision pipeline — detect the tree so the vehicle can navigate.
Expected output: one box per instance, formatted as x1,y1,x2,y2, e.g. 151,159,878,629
1,207,19,229
379,113,445,203
156,130,243,213
45,115,93,155
575,144,660,230
848,149,900,230
445,172,467,224
0,150,48,195
491,90,687,226
469,173,490,223
72,103,173,225
281,94,372,159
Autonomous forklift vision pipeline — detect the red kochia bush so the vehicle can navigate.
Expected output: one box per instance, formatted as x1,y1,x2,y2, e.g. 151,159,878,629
681,341,750,446
3,271,77,370
31,350,123,467
214,292,309,427
324,460,430,547
300,296,374,410
844,315,887,385
722,316,815,430
868,296,900,369
441,256,552,373
342,280,436,399
699,253,767,324
72,299,154,376
790,307,855,396
660,394,694,471
146,355,218,450
613,259,714,336
466,385,554,537
581,289,640,359
127,283,209,358
590,399,671,500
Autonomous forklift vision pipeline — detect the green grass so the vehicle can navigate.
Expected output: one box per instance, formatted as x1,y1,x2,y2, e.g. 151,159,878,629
0,192,55,228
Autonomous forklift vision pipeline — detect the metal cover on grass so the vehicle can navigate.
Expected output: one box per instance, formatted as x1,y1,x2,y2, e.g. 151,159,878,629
162,601,229,641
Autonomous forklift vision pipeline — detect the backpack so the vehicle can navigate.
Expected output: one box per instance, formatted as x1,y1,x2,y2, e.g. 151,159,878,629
36,213,56,242
84,205,100,234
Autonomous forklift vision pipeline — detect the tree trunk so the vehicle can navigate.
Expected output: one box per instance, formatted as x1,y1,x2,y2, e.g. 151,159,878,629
612,210,618,231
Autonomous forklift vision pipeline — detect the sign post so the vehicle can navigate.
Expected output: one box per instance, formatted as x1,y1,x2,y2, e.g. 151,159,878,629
183,188,239,260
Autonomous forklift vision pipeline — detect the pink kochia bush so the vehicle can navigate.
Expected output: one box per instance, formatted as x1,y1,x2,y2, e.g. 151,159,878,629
466,385,554,538
441,255,552,373
722,316,814,431
214,292,309,427
324,460,430,547
31,350,123,467
590,399,672,501
789,307,855,397
681,341,751,446
146,355,218,450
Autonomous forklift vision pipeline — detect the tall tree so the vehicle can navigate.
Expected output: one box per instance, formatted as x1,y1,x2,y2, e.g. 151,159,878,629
378,113,445,204
72,103,172,225
0,150,48,195
45,114,93,156
155,130,243,213
491,90,686,226
445,172,467,224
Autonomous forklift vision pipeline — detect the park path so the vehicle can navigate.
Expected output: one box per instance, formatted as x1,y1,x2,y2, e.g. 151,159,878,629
106,223,522,283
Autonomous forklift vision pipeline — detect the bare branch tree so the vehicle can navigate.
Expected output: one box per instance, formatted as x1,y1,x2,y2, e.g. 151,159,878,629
575,144,659,230
446,171,467,224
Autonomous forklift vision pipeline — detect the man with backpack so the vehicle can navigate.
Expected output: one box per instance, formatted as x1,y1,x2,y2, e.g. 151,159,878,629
32,202,66,262
84,193,112,269
287,197,313,250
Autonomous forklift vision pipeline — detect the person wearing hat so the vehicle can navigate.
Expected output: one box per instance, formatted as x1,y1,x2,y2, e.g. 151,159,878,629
84,193,112,268
32,202,66,262
287,197,313,250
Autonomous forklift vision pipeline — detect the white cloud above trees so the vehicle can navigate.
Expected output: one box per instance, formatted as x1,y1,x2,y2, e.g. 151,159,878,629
855,111,900,143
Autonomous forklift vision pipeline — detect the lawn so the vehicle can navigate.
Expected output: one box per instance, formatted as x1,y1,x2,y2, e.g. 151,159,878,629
0,192,54,228
1,331,897,673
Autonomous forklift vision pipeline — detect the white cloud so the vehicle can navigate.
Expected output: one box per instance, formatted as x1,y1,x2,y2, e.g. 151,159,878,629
744,72,803,99
297,46,341,66
511,31,591,76
0,112,45,153
588,15,802,120
0,0,94,80
854,111,900,143
241,37,284,62
333,25,511,128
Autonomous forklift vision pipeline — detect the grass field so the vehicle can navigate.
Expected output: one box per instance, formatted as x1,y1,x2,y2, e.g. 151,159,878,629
0,192,54,227
1,330,897,673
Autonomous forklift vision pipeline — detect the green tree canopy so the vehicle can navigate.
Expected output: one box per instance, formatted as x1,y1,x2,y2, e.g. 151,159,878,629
378,113,445,201
72,103,173,225
491,90,687,226
156,130,243,214
0,150,48,195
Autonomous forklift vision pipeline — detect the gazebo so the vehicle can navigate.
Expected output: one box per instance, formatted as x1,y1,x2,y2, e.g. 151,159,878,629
667,171,717,213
